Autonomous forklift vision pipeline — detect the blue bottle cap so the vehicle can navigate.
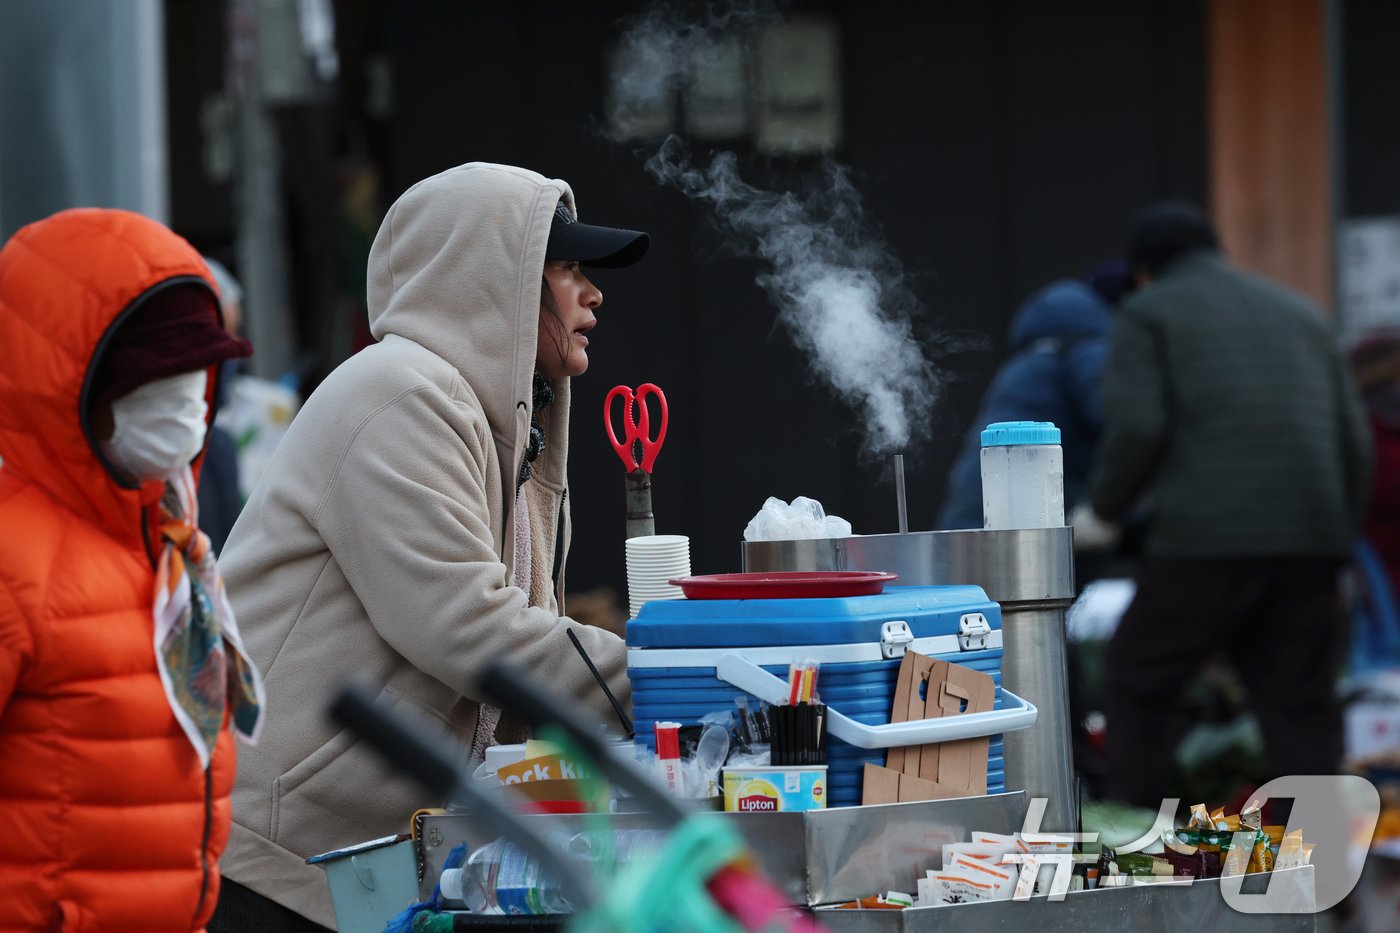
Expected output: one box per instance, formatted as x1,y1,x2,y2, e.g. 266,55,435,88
980,421,1061,447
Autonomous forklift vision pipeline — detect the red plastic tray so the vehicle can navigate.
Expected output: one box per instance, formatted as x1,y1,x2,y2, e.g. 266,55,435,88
668,571,898,600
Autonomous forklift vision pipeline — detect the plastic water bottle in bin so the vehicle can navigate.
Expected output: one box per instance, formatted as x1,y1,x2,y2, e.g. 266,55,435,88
445,835,571,915
569,828,668,868
447,830,667,915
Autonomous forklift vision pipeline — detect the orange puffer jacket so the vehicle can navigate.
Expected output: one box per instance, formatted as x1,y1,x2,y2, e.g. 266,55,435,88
0,210,237,931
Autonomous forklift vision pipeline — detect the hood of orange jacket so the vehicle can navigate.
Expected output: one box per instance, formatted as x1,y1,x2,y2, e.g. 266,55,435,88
0,208,225,557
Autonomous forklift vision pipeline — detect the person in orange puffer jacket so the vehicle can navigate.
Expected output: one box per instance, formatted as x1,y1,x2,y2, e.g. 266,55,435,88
0,208,267,931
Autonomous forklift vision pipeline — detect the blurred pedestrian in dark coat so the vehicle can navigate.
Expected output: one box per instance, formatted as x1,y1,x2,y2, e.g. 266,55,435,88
1083,202,1371,808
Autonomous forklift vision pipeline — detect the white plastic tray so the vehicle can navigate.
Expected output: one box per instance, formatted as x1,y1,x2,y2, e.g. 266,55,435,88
714,653,1037,750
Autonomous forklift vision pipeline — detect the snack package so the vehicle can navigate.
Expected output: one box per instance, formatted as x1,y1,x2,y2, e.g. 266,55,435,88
926,873,1000,905
1220,834,1252,877
964,832,1070,896
1115,853,1173,877
1021,833,1074,855
1241,799,1263,832
925,855,1017,906
970,831,1019,847
1011,855,1040,899
1173,828,1223,855
1247,829,1275,874
1275,830,1306,871
1162,846,1221,879
1019,833,1074,894
1208,806,1241,832
1188,803,1214,832
835,896,906,910
943,842,1022,865
947,853,1017,900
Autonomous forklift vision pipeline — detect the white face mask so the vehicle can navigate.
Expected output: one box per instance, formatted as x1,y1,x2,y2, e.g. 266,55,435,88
101,370,210,483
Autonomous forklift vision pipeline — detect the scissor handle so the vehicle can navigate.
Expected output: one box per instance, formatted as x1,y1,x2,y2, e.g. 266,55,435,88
634,383,668,473
604,385,639,472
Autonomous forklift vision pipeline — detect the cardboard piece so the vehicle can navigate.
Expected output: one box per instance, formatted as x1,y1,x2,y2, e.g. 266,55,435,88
885,651,935,775
863,653,996,805
861,764,967,804
920,661,996,794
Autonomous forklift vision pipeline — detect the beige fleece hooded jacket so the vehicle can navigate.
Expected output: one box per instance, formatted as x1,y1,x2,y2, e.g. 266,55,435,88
217,162,630,926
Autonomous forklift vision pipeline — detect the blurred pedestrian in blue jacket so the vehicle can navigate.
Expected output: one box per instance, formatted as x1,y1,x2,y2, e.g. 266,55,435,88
937,279,1112,530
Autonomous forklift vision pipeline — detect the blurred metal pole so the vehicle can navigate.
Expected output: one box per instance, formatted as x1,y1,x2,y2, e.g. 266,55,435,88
229,0,297,382
0,0,168,238
893,454,908,534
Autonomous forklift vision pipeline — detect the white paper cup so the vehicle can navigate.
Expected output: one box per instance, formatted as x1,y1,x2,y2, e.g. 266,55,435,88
625,534,690,549
626,535,691,618
628,566,691,580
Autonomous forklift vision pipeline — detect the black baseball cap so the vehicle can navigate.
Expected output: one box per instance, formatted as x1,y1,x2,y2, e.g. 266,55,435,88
545,202,650,269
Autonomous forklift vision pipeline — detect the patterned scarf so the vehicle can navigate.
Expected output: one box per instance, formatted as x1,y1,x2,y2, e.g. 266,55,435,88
153,466,266,768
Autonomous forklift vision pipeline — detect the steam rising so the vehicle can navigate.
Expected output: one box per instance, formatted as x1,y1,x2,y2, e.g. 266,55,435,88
608,3,777,134
645,141,941,454
618,5,945,455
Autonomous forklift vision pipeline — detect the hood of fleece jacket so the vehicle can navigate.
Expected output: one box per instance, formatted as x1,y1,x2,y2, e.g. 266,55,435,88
1008,279,1111,352
366,162,574,486
0,208,223,548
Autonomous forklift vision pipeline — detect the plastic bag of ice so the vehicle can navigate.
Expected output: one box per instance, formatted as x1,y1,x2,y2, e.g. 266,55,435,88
742,496,854,541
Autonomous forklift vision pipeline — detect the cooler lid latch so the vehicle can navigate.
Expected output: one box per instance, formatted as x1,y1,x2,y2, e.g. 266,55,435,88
879,620,914,659
959,613,991,651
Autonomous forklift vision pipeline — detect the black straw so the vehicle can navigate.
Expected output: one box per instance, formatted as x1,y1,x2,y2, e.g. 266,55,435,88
565,628,634,738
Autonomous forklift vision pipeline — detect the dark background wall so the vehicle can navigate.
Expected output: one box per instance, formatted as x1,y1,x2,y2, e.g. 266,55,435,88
1342,0,1400,218
165,0,1208,598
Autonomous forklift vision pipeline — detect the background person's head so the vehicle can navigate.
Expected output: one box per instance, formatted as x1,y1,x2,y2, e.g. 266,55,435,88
1127,201,1220,283
1084,259,1137,308
89,283,251,484
202,257,244,337
535,201,649,380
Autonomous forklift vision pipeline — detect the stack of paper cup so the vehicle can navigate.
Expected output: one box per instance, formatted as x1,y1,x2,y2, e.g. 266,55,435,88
625,534,691,619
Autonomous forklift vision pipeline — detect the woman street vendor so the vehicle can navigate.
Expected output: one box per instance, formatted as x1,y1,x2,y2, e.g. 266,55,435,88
210,162,650,930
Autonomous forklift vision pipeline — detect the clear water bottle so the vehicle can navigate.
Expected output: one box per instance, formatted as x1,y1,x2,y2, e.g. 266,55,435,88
455,835,573,915
567,828,667,869
979,421,1065,529
443,839,505,913
439,864,484,912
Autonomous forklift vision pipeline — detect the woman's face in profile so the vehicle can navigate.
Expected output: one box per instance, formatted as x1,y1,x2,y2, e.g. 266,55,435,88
537,260,602,379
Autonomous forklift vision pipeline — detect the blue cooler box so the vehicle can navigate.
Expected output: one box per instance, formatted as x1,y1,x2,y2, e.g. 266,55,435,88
626,585,1007,808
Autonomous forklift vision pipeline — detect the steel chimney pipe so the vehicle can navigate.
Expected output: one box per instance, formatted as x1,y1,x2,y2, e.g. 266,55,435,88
742,527,1078,832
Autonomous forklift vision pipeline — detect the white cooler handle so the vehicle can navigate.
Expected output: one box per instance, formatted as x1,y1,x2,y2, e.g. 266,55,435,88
714,653,1038,750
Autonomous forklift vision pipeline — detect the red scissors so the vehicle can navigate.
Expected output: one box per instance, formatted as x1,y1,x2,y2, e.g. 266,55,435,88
604,383,668,474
